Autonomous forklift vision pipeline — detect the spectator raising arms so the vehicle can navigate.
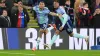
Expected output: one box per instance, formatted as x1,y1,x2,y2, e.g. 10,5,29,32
74,0,85,28
11,0,23,15
78,2,92,28
11,6,30,28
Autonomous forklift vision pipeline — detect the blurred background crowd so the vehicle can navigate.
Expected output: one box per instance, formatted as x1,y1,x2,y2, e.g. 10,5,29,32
0,0,100,28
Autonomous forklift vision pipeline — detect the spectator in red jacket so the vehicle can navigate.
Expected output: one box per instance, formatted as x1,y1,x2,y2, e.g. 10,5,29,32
78,2,92,28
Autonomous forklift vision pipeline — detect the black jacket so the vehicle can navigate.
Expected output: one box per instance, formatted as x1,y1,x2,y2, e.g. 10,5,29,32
93,14,100,28
0,15,11,28
11,8,30,28
58,0,66,6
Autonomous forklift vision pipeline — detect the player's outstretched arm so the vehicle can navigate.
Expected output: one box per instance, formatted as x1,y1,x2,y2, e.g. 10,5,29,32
49,12,59,16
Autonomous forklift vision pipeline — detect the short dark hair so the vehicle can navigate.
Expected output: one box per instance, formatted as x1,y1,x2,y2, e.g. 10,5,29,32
54,0,59,3
39,1,45,4
83,2,88,6
14,0,22,3
66,0,70,1
1,9,8,14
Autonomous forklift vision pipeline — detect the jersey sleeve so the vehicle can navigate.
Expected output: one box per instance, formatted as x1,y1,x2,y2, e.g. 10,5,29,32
44,7,50,14
60,6,66,14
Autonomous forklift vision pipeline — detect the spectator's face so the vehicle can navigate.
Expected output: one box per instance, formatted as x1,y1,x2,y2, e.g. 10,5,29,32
39,2,45,9
18,1,23,7
65,1,70,5
54,2,59,8
18,6,23,12
1,2,6,7
84,4,88,8
2,10,7,16
96,9,100,14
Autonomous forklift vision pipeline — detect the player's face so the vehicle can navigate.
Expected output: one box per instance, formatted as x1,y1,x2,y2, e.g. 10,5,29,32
54,2,59,8
39,2,45,9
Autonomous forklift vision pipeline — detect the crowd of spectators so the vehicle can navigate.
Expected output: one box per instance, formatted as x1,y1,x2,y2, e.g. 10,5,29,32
0,0,30,28
0,0,100,28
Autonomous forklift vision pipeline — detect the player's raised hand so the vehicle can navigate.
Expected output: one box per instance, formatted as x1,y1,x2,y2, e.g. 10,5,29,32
49,12,57,16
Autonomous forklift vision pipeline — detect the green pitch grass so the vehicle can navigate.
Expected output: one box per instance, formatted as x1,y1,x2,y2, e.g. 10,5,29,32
0,50,100,56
